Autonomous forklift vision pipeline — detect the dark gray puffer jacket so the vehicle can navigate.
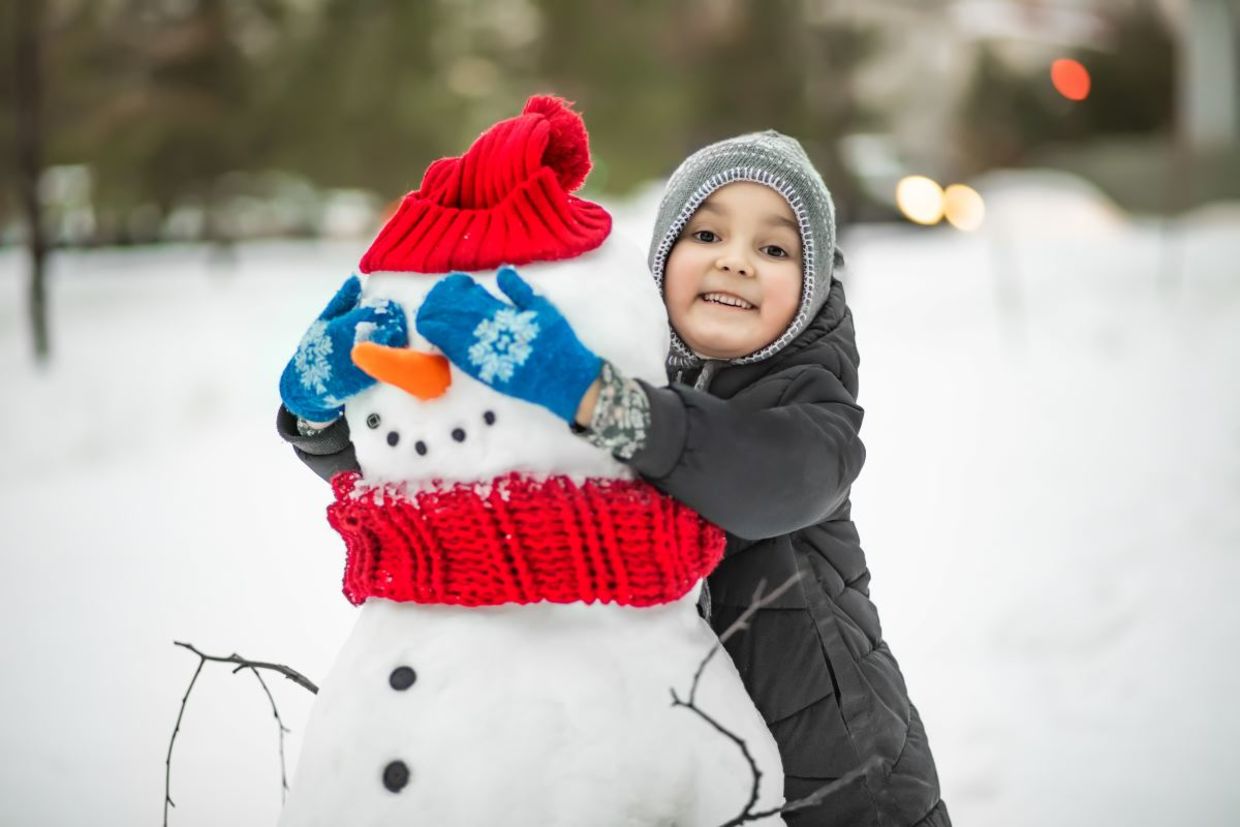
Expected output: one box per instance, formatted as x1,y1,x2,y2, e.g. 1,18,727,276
625,276,948,826
276,276,948,827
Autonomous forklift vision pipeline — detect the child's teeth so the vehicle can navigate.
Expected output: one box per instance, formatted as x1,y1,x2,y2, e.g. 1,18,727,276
705,292,753,309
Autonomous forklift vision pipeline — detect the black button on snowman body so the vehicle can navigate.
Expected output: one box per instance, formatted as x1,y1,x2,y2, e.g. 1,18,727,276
381,666,418,792
383,760,410,792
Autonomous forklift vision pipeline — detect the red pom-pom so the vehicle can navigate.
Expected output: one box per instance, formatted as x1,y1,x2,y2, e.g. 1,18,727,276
524,95,592,193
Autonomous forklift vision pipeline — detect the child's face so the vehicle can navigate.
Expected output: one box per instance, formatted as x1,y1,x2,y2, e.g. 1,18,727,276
663,181,802,360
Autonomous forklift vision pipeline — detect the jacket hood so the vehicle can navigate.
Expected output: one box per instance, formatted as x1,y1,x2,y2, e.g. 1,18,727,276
648,130,843,372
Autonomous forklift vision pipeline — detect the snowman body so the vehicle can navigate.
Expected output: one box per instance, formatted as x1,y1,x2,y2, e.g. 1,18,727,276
279,237,786,826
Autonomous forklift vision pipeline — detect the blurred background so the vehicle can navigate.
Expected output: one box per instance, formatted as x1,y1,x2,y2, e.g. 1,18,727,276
1,1,1238,825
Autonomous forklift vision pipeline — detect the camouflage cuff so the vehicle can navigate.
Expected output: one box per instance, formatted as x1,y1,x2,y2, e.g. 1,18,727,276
577,360,651,461
296,416,337,437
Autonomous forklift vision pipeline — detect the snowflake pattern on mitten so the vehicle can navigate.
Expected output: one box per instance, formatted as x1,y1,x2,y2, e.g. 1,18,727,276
468,308,540,383
293,321,335,395
416,267,602,422
279,274,409,422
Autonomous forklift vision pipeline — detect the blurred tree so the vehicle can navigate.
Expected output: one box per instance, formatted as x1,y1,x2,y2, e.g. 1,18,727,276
256,0,464,198
0,2,15,236
531,0,881,219
65,0,288,243
2,0,886,245
13,0,50,361
955,45,1060,174
1073,2,1176,136
529,0,690,195
955,0,1177,177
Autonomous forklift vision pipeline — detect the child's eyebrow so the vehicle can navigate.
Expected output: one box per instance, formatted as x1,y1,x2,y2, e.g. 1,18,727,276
764,214,799,232
696,201,796,231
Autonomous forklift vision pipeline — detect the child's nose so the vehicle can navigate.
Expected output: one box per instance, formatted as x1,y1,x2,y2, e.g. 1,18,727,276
715,250,753,277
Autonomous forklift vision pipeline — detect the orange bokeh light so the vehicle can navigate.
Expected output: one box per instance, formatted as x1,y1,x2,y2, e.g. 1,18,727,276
1051,58,1091,101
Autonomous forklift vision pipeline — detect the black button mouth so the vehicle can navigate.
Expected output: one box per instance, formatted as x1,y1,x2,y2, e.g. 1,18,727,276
389,666,417,691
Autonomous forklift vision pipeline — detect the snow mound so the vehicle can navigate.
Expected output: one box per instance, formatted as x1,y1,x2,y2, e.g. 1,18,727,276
1179,199,1240,228
972,168,1129,238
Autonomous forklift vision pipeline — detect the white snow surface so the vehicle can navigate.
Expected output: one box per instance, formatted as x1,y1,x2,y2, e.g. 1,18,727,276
1,191,1238,825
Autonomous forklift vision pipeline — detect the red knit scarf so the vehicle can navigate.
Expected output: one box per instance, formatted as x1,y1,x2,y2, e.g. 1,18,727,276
326,472,725,608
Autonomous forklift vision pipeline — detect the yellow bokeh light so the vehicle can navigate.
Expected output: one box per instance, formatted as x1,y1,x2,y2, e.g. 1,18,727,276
943,184,986,231
896,176,945,226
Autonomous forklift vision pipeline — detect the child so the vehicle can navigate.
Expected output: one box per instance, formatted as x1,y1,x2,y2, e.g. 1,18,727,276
278,131,949,826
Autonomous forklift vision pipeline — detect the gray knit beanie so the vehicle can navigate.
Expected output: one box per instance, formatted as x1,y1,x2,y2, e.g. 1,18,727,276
648,129,843,369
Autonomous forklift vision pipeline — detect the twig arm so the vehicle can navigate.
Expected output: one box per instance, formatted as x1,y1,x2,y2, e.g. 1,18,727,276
165,641,317,826
173,641,319,694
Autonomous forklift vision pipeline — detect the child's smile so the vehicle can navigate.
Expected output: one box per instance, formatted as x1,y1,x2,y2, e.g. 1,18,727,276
663,181,803,360
700,291,756,310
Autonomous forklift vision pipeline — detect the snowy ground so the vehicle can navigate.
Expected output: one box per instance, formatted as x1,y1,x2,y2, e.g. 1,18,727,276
1,192,1238,826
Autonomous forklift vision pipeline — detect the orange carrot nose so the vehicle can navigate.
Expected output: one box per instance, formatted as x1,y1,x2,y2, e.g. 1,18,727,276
352,342,451,401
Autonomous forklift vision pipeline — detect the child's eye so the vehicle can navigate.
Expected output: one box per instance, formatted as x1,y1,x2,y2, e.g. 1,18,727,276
763,245,789,258
692,230,718,243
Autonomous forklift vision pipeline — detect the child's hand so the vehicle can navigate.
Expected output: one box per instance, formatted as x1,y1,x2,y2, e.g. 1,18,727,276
416,266,602,423
280,275,409,421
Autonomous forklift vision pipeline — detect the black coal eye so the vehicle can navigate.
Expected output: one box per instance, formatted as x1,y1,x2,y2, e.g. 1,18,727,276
483,411,496,426
366,413,381,429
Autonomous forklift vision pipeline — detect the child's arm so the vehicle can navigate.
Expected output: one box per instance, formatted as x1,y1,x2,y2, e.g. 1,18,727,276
577,364,864,541
409,267,864,540
276,406,359,482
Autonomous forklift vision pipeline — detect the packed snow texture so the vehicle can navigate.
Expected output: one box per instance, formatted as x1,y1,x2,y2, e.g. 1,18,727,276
279,597,784,827
1,184,1238,825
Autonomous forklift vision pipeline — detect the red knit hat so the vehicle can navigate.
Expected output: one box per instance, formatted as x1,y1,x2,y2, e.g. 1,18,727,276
359,95,612,274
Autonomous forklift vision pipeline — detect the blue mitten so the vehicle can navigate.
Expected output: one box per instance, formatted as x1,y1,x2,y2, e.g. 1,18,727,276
415,266,602,423
280,275,409,421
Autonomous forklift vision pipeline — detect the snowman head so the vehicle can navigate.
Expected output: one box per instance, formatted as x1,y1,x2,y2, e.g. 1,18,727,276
341,96,668,487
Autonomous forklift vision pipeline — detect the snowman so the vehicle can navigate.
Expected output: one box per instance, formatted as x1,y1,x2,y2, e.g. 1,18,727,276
277,96,785,826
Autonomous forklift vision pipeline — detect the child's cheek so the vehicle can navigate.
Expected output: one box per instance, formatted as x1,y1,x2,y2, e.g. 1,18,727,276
659,276,693,341
764,268,803,328
664,246,701,305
